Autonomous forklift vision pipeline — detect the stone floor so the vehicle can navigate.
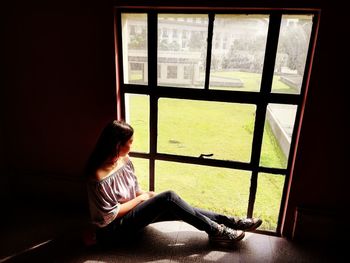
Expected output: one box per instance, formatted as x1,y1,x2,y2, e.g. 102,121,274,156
1,219,345,263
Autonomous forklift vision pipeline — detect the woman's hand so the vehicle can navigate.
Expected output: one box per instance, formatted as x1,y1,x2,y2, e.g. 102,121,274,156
117,191,157,218
138,191,157,201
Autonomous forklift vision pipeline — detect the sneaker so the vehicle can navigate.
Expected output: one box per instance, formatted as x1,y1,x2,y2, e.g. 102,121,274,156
226,217,262,231
209,224,245,245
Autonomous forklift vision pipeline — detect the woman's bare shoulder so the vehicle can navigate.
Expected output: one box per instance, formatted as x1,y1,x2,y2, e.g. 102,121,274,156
94,169,109,181
123,155,130,163
94,156,130,181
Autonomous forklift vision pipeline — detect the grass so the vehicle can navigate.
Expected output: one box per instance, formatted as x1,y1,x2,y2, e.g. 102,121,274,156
158,99,255,162
127,71,293,231
210,71,262,91
210,71,298,94
260,122,288,169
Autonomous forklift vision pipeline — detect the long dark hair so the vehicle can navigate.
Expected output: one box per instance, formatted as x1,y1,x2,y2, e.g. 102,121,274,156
85,120,134,177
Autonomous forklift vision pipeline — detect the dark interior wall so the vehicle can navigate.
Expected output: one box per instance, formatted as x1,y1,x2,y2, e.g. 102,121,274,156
1,0,348,239
0,127,8,201
282,5,349,238
2,0,117,204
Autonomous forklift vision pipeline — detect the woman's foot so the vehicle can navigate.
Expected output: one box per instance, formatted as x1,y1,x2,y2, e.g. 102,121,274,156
225,217,262,231
209,224,245,246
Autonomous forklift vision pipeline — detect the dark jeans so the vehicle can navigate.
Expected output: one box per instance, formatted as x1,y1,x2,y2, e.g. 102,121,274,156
97,190,233,243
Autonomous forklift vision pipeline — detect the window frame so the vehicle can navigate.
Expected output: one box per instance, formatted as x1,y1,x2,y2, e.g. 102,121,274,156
114,7,320,236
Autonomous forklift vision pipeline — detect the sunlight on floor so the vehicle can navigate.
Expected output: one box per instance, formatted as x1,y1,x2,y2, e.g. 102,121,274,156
167,243,185,247
203,251,229,261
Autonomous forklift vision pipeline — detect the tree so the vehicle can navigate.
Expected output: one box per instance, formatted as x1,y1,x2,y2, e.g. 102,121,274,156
159,39,180,51
128,28,147,49
188,31,206,51
278,20,312,75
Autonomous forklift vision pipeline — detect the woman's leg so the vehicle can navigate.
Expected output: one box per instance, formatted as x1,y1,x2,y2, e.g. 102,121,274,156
96,191,247,245
118,190,219,235
193,207,234,226
194,207,263,231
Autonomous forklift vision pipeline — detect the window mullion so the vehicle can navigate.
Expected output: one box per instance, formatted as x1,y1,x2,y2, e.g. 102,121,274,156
148,11,158,191
204,13,214,90
251,13,282,166
260,13,282,95
115,10,126,120
247,13,282,218
148,11,158,87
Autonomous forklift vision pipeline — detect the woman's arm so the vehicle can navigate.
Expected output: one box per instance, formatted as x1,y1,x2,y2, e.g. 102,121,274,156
136,189,146,196
116,191,156,218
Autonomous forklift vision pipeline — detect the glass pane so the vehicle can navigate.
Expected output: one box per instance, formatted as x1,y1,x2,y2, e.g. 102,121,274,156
156,161,250,217
210,15,269,92
158,14,208,88
131,157,149,191
158,99,256,162
125,94,149,153
122,13,148,85
272,15,313,94
254,173,285,231
260,104,298,169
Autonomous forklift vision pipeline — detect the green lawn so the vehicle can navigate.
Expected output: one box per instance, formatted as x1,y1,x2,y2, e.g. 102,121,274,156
210,71,262,91
210,71,297,94
127,71,292,231
158,99,255,162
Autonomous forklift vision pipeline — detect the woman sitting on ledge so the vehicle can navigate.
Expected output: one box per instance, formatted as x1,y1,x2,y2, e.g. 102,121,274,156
85,120,262,247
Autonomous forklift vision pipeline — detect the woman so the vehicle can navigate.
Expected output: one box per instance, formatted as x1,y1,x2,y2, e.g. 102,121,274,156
85,120,262,247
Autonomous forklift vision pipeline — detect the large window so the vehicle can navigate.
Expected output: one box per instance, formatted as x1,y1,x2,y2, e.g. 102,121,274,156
115,8,319,234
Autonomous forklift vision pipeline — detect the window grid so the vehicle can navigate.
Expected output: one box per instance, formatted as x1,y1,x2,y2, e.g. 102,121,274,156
114,7,320,236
